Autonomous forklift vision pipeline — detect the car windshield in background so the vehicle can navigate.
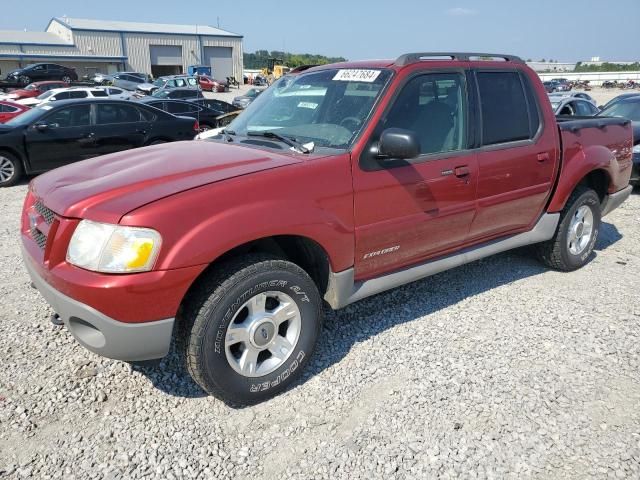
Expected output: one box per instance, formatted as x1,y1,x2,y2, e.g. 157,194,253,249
600,101,640,122
36,91,55,100
228,68,393,149
25,84,38,91
5,105,48,126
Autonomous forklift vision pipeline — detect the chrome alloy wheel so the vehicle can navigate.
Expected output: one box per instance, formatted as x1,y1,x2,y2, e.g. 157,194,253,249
567,205,594,255
225,291,301,377
0,156,15,183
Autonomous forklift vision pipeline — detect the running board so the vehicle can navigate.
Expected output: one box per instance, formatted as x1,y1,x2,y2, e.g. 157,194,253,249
324,213,560,309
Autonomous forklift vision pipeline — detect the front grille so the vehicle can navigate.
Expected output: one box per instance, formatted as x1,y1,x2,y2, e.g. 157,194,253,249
34,200,55,225
31,229,47,249
30,199,56,250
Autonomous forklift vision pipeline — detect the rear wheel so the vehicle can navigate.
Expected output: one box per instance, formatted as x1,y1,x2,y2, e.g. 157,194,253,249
536,186,601,271
61,75,72,84
0,152,23,187
180,254,323,405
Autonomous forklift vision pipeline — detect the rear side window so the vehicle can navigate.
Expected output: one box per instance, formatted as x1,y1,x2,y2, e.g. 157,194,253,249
96,104,143,124
476,71,538,145
91,90,109,98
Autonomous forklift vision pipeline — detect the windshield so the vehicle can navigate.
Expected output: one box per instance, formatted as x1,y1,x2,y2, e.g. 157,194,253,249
153,79,166,87
152,89,171,98
6,104,49,126
600,101,640,122
25,84,37,91
228,68,392,149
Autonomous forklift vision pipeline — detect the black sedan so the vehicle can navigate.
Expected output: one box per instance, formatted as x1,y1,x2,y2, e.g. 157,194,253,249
598,96,640,186
4,63,78,86
188,98,237,115
137,98,227,131
151,88,204,100
0,99,199,187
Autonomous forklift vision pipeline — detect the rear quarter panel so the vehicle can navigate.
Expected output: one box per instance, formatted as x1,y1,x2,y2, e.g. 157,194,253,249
547,122,633,212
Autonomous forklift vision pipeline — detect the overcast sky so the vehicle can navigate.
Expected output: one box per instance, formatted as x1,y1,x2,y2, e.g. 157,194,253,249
2,0,639,62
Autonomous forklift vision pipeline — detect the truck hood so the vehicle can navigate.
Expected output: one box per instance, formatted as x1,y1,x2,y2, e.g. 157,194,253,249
32,140,303,223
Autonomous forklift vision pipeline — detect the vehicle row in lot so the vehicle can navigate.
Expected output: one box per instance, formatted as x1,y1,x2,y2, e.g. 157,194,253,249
0,81,70,101
0,99,199,186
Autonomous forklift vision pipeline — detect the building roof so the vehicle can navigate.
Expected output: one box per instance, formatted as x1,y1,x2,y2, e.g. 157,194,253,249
0,30,72,45
51,17,242,38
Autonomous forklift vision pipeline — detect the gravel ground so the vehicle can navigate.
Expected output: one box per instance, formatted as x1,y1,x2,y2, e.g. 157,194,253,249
1,103,640,479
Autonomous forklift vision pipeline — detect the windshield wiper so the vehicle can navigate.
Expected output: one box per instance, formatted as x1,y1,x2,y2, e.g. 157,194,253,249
247,131,311,154
221,129,235,142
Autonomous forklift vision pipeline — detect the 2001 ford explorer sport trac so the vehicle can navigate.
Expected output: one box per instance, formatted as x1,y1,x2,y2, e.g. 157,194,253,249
21,52,633,405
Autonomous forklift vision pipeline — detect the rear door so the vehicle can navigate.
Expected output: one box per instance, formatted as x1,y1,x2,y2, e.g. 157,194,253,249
92,102,149,155
468,69,558,241
353,70,478,278
25,104,94,171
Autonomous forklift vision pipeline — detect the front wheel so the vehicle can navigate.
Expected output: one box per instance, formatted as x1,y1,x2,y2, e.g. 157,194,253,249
180,255,323,405
0,152,23,187
536,186,601,271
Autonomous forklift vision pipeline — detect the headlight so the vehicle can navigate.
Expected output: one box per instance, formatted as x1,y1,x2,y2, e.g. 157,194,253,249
67,220,162,273
633,144,640,154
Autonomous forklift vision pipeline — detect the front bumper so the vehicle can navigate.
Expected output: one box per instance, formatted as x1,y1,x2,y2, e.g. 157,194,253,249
601,185,633,217
22,244,174,361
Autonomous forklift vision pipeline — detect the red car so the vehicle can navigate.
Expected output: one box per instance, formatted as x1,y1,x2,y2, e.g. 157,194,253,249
198,75,227,92
0,101,29,123
21,52,633,406
2,80,69,101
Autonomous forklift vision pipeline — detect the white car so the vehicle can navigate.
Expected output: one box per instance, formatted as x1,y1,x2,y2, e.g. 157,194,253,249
17,86,131,107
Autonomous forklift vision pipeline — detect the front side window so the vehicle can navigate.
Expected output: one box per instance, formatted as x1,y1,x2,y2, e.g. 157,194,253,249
380,72,467,155
228,68,393,149
44,105,91,128
96,104,143,124
91,90,109,98
476,71,535,145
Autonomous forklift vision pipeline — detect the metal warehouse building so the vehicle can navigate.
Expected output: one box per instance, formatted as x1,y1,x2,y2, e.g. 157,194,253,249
0,17,243,80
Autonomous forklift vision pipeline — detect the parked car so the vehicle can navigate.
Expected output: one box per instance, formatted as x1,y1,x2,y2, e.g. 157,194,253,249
0,101,29,123
189,98,237,115
19,53,634,405
598,96,640,185
599,92,640,111
198,75,228,92
543,81,559,93
551,96,600,116
551,78,571,91
548,91,596,104
151,87,204,100
4,63,78,86
0,99,199,187
111,72,149,91
17,86,130,107
137,98,225,131
91,72,114,85
137,75,199,96
0,81,69,101
232,87,265,109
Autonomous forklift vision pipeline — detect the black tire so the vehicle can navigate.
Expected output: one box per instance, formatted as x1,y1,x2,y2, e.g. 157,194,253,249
0,151,24,187
61,75,72,84
179,254,323,405
19,75,31,86
535,186,601,271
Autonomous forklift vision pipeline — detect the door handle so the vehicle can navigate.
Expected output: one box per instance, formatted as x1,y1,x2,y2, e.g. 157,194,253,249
136,129,147,135
454,166,470,177
537,152,550,163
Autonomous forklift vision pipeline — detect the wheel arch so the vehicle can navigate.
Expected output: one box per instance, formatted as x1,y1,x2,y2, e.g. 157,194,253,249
183,234,331,302
0,146,28,173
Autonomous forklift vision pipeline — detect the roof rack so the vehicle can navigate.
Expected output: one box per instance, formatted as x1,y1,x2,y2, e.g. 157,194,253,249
395,52,524,66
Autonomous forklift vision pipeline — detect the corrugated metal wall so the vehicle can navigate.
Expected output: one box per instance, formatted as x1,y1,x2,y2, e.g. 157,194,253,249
202,37,243,79
73,31,123,57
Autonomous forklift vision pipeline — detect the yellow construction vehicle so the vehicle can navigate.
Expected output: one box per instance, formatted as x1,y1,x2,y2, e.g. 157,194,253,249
261,58,291,79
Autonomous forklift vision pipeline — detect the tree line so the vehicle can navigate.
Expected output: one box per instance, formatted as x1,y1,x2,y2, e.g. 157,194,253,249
244,50,347,69
574,62,640,72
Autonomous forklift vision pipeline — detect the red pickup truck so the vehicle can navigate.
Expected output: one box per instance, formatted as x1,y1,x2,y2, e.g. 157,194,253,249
21,53,633,405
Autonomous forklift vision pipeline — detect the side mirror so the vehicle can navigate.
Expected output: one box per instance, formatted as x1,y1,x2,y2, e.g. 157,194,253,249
378,128,420,160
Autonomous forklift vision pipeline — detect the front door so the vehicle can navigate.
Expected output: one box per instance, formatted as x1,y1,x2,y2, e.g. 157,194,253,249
25,104,94,171
353,71,478,279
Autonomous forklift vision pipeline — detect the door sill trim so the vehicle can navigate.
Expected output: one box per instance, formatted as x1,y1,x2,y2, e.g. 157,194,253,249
324,213,560,309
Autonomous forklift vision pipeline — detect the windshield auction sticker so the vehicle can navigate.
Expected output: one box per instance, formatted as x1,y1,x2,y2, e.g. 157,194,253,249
333,69,381,82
